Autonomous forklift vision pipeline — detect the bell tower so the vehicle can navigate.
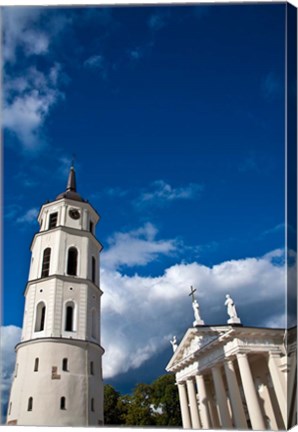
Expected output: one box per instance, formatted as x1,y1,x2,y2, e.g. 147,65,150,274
6,166,104,426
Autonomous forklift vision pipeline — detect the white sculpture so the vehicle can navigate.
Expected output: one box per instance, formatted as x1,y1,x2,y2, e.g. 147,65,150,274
225,294,241,324
192,300,205,326
170,336,178,352
192,300,202,322
188,286,204,326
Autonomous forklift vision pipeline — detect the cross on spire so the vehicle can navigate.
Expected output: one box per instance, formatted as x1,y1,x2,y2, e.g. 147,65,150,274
188,285,197,302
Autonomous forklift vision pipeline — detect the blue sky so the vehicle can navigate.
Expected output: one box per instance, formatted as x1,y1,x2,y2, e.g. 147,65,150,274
1,2,289,416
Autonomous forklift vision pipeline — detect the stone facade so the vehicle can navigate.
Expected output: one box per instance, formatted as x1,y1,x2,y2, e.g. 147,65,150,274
166,324,297,430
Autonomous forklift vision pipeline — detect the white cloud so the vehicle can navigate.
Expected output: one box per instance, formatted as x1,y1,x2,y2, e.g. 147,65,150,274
101,228,286,379
3,8,49,63
3,64,64,150
84,55,108,79
1,326,22,421
16,207,39,224
84,55,104,68
102,222,177,270
135,180,203,207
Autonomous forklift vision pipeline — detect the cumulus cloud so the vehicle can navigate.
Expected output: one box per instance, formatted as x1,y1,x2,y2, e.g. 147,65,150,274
2,8,69,151
3,64,64,150
101,233,286,379
135,180,203,208
16,207,39,224
1,326,22,421
3,8,49,63
102,222,177,270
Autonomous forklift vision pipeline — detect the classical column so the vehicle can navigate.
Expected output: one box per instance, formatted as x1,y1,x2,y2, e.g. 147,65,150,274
211,366,233,428
195,374,211,429
224,359,247,429
177,382,191,428
268,352,286,427
256,379,278,430
205,378,221,428
186,378,201,428
236,353,266,430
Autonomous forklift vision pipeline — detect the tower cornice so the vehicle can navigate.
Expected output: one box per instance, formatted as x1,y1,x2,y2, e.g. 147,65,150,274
24,274,103,296
30,225,103,253
15,336,105,355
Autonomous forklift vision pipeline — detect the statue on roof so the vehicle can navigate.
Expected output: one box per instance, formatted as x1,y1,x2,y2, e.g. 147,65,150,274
188,286,205,326
225,294,241,324
170,336,178,352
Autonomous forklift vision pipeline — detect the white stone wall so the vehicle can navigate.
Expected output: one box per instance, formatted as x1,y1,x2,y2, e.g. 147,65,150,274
8,195,104,427
22,279,101,342
7,340,103,426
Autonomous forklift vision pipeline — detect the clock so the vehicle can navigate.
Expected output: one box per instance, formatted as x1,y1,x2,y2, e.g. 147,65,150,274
69,208,80,220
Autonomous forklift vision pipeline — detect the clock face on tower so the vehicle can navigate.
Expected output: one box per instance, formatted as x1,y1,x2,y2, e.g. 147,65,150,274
69,208,81,220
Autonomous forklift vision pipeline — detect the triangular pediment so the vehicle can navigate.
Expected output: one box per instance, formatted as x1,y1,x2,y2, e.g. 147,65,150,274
166,325,230,371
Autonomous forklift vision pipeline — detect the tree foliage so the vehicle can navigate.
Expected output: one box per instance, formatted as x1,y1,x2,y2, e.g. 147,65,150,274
103,374,182,426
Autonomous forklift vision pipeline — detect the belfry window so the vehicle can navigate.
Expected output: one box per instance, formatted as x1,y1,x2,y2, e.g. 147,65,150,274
48,212,58,229
89,221,94,234
34,358,39,372
67,247,78,276
91,398,95,412
65,302,75,332
28,397,33,411
92,257,96,283
35,302,46,332
60,397,66,410
62,358,68,371
41,248,51,278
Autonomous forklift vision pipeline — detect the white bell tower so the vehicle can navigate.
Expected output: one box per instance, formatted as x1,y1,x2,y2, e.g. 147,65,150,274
6,166,104,426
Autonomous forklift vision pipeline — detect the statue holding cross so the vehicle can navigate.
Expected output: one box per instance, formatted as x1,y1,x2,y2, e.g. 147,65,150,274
188,286,205,326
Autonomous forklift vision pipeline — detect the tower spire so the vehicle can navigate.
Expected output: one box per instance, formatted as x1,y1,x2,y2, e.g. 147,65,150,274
56,162,83,202
66,165,76,192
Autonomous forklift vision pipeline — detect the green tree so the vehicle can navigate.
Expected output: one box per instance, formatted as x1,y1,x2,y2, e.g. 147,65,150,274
123,383,155,426
104,374,182,427
151,374,182,426
103,384,124,425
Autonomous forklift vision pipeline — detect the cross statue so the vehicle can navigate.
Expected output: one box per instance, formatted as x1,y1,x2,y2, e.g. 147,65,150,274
188,285,197,302
71,153,76,167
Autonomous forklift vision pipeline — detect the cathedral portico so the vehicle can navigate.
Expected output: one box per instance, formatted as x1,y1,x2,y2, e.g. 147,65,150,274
166,291,294,430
